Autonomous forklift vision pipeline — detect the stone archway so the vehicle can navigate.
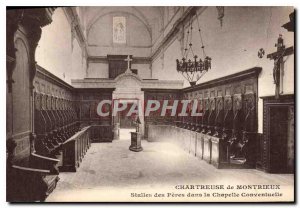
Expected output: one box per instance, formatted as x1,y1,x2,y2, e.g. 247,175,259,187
112,72,144,139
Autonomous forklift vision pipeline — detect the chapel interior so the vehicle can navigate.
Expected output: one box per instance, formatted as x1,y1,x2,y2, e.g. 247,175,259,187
6,6,295,202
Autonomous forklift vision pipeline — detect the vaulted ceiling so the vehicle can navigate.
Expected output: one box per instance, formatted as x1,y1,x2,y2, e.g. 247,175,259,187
78,6,165,41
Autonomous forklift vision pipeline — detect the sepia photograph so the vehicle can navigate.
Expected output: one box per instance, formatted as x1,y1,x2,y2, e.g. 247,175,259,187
5,5,295,203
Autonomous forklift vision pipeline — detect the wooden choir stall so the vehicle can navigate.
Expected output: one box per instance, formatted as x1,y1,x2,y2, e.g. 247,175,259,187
6,7,96,200
6,8,61,202
147,67,261,169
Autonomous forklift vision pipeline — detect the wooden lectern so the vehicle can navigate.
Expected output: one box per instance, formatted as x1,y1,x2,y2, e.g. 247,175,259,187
129,116,143,152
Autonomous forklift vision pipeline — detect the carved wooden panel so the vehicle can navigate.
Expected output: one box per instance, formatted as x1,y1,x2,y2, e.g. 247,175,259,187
77,90,113,125
12,38,31,137
179,67,261,167
6,8,62,202
223,95,233,130
215,96,224,135
208,97,216,126
261,95,294,173
90,125,113,142
143,90,179,138
232,94,243,132
243,93,256,132
202,98,210,125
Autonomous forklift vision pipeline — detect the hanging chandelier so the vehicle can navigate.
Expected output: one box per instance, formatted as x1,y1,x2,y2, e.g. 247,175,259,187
176,8,212,86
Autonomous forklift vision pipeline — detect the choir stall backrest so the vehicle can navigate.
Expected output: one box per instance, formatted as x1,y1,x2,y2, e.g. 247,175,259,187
201,94,210,133
222,94,233,141
214,94,224,137
196,94,203,132
207,93,216,135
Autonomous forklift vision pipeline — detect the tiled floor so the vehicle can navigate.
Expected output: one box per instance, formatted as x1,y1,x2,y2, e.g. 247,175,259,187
47,138,294,202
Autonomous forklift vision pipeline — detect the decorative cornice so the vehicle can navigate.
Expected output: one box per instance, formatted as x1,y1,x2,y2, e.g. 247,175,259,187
182,67,262,93
41,8,56,27
63,7,88,55
75,88,115,93
282,11,294,32
260,94,294,101
71,79,115,89
36,65,74,91
88,56,151,64
20,7,56,28
142,88,181,93
71,74,183,89
6,8,56,93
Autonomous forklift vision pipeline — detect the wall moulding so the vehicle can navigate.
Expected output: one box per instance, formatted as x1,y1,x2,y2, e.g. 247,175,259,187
63,7,88,55
88,56,151,64
182,67,262,93
36,65,74,92
150,6,207,62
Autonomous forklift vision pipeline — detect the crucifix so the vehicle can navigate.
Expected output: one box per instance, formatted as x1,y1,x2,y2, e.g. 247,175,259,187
267,34,294,99
124,55,133,73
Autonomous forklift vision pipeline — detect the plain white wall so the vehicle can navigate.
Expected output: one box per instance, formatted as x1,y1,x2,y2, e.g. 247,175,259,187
36,8,86,84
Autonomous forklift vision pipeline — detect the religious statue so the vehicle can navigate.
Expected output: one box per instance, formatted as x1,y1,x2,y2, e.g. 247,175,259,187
273,34,284,85
114,23,124,40
129,115,143,152
133,116,141,133
267,34,294,99
273,58,281,85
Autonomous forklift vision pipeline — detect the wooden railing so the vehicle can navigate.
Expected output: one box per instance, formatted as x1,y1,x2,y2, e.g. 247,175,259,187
59,126,91,172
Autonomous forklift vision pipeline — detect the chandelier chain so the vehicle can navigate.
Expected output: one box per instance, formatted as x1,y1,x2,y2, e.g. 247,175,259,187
196,11,206,57
176,7,212,86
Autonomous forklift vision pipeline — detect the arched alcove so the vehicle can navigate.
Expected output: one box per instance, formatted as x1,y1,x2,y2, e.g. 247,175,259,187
112,72,145,139
87,12,152,48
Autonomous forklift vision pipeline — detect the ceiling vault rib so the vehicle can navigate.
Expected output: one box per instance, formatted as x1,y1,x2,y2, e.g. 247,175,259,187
86,10,152,40
63,7,89,57
150,6,207,62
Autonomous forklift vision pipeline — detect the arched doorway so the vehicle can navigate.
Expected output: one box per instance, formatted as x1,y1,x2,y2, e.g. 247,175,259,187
112,72,144,140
